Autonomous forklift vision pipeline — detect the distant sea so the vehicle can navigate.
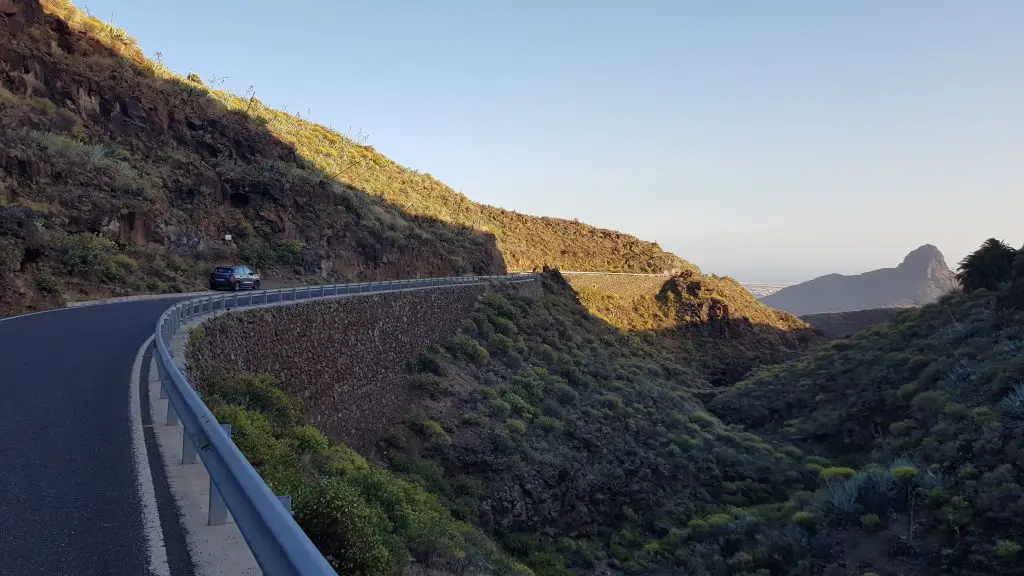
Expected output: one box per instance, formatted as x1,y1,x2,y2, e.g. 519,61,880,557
738,283,790,298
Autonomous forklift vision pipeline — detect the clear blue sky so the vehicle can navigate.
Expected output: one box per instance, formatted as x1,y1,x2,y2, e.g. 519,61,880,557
81,0,1024,283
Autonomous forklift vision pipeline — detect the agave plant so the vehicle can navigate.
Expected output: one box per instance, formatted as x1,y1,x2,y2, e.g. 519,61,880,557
779,524,809,549
825,474,864,520
999,383,1024,421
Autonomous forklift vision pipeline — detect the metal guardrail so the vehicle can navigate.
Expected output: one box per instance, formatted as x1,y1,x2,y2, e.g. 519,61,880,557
152,273,536,576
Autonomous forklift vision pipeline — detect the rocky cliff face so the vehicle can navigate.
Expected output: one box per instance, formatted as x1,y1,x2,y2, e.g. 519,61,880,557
760,244,957,315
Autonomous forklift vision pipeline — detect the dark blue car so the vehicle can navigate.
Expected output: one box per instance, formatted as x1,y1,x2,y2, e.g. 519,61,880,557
209,265,261,291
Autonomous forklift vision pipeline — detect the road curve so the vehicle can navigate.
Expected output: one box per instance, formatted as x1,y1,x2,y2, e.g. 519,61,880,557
0,298,192,576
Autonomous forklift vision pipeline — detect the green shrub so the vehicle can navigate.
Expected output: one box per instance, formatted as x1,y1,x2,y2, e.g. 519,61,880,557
294,478,401,575
996,540,1021,559
534,416,563,433
35,273,61,295
417,418,450,443
447,333,489,367
780,445,803,459
705,513,732,528
206,373,302,429
491,316,517,337
505,418,527,435
690,411,718,426
104,253,139,282
273,240,304,265
292,425,332,455
726,551,753,569
461,412,487,426
237,241,273,271
820,467,856,480
860,513,882,532
891,466,918,481
59,233,116,277
792,511,817,528
489,332,515,355
805,455,831,467
415,351,447,376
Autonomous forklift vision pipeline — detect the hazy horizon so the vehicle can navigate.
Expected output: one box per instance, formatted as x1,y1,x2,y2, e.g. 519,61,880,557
81,0,1023,284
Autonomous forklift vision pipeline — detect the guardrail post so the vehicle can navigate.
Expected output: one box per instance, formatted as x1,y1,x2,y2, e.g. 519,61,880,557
157,357,168,400
208,423,232,526
166,396,179,426
277,494,293,516
182,429,197,464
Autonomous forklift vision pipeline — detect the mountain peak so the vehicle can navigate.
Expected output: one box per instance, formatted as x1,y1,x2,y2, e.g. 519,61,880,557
899,244,945,270
760,243,956,315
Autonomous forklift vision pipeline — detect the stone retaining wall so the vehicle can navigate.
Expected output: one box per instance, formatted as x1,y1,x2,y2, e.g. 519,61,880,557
187,285,487,454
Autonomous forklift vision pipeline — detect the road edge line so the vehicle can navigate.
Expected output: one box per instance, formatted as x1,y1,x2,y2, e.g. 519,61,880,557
131,335,172,576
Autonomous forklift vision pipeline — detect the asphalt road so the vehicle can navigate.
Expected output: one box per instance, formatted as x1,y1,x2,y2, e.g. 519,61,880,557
0,298,192,576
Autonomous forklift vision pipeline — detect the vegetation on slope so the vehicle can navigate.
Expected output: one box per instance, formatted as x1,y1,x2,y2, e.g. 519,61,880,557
189,273,844,575
564,272,818,385
191,254,1024,575
799,307,906,340
0,0,686,316
709,240,1024,574
187,367,531,576
382,273,834,574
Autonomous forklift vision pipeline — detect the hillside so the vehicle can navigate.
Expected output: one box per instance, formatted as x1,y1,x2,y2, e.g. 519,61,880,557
760,244,957,315
190,272,826,575
709,245,1024,574
0,0,687,316
563,272,819,385
800,307,906,339
191,245,1024,575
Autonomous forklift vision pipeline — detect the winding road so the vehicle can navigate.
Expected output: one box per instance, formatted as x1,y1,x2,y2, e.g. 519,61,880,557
0,276,529,575
0,298,193,576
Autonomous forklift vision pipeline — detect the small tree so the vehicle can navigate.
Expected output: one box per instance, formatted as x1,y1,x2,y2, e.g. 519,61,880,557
955,238,1018,293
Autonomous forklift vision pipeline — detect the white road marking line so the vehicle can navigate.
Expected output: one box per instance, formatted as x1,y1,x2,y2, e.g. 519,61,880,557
131,335,171,576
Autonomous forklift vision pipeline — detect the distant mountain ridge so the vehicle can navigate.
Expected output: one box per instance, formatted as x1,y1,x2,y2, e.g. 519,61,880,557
759,244,956,315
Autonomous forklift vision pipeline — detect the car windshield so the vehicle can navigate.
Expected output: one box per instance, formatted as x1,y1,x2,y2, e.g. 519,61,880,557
214,267,234,274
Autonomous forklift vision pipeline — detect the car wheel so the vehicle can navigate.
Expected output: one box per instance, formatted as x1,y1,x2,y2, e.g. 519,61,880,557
253,281,260,290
